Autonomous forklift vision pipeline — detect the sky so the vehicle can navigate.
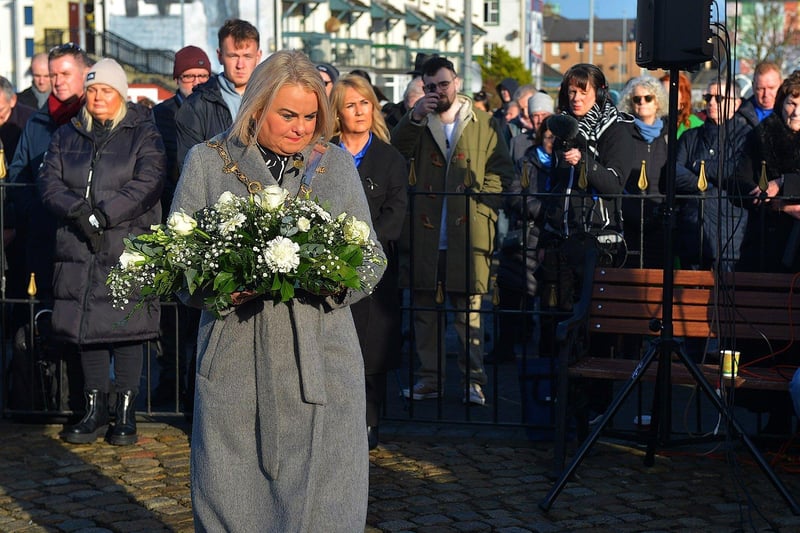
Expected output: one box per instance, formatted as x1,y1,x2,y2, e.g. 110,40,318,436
552,0,639,19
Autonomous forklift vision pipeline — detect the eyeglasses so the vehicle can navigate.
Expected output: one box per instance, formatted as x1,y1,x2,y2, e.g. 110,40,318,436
323,80,333,86
180,73,210,82
542,134,556,142
632,94,655,104
424,79,454,93
703,93,735,103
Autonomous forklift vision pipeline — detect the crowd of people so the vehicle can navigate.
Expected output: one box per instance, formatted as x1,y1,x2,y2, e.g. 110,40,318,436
2,17,800,529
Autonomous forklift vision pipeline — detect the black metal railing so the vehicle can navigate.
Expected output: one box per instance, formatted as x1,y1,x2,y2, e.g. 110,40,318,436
40,28,174,77
0,180,780,436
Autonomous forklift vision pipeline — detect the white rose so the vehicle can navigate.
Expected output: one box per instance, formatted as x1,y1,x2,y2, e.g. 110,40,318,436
296,216,311,232
119,250,145,270
258,185,289,211
263,236,301,273
167,211,197,236
217,191,237,206
343,217,370,245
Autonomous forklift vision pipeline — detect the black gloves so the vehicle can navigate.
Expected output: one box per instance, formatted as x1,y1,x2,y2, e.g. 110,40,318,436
68,202,107,253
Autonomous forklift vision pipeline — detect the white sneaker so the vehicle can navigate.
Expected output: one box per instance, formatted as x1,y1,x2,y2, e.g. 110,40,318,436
402,382,442,400
463,383,486,406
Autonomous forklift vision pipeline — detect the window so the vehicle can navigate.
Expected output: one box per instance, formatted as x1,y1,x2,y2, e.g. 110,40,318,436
576,42,584,52
551,42,560,56
484,0,499,25
24,6,33,25
595,42,604,55
25,38,34,58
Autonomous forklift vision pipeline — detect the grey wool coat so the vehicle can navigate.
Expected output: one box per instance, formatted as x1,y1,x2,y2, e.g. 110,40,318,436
171,132,385,533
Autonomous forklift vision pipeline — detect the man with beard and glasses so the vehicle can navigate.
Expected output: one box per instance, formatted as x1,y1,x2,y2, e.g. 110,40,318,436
392,56,514,406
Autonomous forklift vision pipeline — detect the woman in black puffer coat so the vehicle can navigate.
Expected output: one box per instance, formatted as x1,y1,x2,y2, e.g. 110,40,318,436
38,59,165,446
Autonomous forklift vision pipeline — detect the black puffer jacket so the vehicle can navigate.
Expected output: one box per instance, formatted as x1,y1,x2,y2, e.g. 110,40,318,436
38,103,165,344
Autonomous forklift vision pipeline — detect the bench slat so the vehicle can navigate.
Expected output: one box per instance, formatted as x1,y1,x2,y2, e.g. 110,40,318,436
567,357,790,391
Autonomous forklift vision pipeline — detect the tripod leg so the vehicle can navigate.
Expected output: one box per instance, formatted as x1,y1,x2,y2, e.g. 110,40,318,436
540,342,660,511
644,338,677,466
677,350,800,515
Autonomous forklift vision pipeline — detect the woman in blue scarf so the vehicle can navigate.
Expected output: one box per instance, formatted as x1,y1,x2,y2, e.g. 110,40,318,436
618,75,670,268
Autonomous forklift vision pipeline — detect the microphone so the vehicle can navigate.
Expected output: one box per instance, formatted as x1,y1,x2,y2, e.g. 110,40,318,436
549,114,585,151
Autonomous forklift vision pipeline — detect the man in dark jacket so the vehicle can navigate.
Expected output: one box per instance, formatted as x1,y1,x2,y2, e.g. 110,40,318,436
1,76,36,300
16,53,50,110
176,19,261,166
9,43,92,304
153,45,212,212
0,76,36,167
152,45,211,410
736,61,782,129
675,81,751,271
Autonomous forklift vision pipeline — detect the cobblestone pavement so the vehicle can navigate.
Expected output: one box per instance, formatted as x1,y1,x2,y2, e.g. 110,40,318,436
1,419,800,532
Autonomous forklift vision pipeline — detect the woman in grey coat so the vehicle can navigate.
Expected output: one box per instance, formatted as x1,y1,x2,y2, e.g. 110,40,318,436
171,50,385,532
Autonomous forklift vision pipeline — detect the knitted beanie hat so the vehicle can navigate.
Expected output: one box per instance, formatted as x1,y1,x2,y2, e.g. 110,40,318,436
173,45,212,78
528,92,554,115
85,58,128,100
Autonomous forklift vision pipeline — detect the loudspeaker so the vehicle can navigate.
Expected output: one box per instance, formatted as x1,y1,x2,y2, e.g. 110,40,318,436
636,0,713,69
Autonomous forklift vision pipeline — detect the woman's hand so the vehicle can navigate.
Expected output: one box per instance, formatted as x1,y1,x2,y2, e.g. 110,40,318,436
562,147,582,167
231,290,260,306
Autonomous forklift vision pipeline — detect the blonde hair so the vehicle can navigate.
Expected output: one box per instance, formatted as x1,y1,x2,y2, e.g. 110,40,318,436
329,73,390,143
79,100,128,132
228,50,332,145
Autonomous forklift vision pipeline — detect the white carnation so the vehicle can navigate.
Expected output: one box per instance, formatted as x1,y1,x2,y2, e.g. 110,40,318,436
343,217,371,245
218,212,246,235
167,211,197,236
263,236,300,273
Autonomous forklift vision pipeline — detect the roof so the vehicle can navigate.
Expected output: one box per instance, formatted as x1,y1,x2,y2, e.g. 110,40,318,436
543,15,636,43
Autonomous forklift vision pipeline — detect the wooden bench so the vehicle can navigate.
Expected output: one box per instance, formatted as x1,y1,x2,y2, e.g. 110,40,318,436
553,246,800,469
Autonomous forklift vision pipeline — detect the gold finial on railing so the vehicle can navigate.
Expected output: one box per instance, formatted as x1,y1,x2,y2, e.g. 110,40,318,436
697,160,708,192
27,273,37,298
637,160,648,192
0,148,7,180
758,160,769,193
521,160,530,190
464,158,474,188
408,158,416,186
435,281,445,305
578,160,588,189
492,281,500,307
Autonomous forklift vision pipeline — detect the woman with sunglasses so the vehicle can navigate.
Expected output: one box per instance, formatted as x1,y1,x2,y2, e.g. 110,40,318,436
618,75,670,267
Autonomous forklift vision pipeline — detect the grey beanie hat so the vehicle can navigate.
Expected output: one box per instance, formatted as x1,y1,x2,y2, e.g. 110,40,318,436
85,58,128,100
528,92,554,115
